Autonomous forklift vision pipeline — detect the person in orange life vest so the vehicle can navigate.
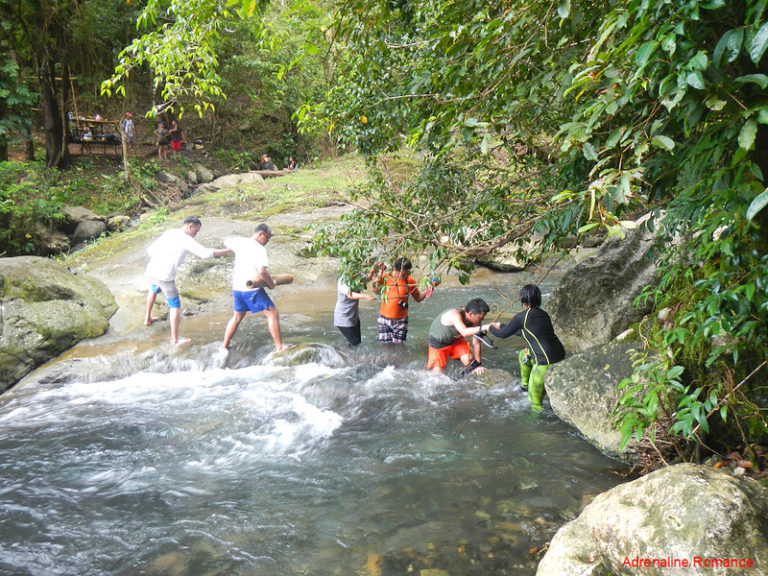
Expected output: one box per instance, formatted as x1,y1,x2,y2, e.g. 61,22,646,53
375,257,438,343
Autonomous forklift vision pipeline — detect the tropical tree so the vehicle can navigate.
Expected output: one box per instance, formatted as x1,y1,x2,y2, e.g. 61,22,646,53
0,0,141,168
102,0,768,462
310,0,768,462
0,50,34,162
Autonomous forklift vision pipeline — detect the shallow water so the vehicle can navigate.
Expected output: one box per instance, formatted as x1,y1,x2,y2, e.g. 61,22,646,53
0,284,627,576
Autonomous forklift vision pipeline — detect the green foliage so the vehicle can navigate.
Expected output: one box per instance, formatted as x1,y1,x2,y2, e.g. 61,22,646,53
0,161,65,255
0,53,35,160
215,1,332,163
0,158,148,256
616,352,687,450
101,0,283,118
309,151,554,282
314,0,768,459
570,0,768,455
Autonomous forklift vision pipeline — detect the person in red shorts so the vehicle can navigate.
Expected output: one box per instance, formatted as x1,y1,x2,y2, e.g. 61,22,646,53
426,298,500,375
169,119,184,157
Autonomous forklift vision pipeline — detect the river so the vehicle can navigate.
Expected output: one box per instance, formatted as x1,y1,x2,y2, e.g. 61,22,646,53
0,282,627,576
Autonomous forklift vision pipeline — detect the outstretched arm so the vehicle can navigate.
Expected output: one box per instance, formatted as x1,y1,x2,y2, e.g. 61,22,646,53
489,315,523,339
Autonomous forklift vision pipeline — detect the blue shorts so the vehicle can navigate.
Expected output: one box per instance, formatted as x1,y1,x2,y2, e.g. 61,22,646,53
233,289,275,313
150,281,181,308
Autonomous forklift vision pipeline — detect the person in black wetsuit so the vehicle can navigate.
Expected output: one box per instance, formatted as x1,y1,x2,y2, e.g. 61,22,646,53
489,284,565,411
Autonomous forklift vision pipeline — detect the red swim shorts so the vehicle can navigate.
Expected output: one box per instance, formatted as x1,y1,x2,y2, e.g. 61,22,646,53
427,339,470,369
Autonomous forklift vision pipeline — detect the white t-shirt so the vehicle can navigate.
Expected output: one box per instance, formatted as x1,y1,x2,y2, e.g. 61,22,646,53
145,228,215,282
225,236,269,291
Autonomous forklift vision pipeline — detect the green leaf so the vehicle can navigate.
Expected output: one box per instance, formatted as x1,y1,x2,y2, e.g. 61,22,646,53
739,118,758,150
635,41,656,68
557,0,571,19
686,70,705,89
750,21,768,63
714,29,744,66
582,142,598,161
746,188,768,221
651,135,675,150
734,73,768,89
689,51,709,70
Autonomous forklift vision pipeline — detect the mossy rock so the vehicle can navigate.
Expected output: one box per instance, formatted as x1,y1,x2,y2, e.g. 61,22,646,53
0,256,117,392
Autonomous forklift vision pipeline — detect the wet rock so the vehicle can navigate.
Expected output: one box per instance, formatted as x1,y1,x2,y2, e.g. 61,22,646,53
0,256,117,391
72,219,107,245
548,214,658,353
107,214,131,232
194,164,215,183
265,343,348,368
147,550,187,576
545,341,639,461
537,463,768,576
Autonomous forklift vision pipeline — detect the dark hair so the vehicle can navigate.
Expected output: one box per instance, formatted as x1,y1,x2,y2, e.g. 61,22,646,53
254,223,271,234
393,257,412,271
183,216,202,227
464,298,490,315
519,284,541,307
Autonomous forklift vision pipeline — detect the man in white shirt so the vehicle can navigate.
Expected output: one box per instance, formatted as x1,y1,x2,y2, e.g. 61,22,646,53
221,223,288,353
144,217,231,344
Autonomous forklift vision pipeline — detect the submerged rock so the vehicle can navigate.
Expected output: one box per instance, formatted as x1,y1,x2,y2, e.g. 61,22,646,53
537,463,768,576
0,256,116,391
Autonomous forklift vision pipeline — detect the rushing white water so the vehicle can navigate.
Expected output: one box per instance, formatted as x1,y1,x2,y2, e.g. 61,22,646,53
0,287,627,576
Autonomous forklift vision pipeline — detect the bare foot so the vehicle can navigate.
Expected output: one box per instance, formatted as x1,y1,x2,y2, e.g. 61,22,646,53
277,344,297,352
173,337,191,346
144,317,160,326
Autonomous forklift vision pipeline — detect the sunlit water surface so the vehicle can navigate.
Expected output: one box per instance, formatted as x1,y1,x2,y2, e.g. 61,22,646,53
0,285,627,576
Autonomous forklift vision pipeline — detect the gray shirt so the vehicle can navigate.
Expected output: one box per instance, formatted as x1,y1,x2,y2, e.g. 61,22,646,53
334,279,359,327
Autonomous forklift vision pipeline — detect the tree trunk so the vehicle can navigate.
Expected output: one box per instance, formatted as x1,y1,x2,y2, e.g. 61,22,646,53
40,57,70,169
25,137,35,161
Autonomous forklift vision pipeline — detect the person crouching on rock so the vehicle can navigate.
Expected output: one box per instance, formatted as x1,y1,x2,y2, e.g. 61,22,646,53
427,298,500,375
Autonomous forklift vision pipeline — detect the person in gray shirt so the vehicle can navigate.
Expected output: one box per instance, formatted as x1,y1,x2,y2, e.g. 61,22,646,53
334,262,384,346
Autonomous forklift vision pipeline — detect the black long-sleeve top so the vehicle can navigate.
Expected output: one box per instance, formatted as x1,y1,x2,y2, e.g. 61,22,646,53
489,306,565,366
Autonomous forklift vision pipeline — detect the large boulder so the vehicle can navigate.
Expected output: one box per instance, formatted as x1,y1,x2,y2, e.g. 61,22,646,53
60,205,104,234
0,256,117,392
545,340,638,461
195,172,265,195
537,464,768,576
548,216,658,353
194,163,215,183
71,219,108,246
